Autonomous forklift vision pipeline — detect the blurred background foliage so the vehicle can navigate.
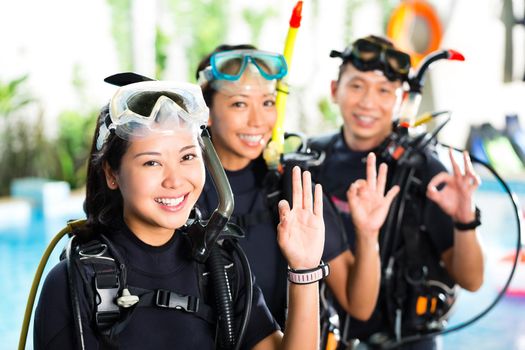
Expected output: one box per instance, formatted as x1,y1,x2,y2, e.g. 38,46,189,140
0,75,98,196
107,0,134,71
165,0,230,80
0,0,293,196
0,76,54,195
0,0,233,196
0,0,424,197
55,110,98,189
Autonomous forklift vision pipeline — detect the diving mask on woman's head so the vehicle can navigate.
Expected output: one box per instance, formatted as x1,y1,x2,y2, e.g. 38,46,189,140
198,49,288,93
330,37,411,82
96,81,209,150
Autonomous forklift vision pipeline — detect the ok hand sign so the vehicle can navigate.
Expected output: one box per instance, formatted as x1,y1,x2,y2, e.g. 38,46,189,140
347,152,400,238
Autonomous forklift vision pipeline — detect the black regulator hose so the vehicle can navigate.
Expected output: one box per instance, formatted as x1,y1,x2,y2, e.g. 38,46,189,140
228,239,253,350
409,49,464,93
208,245,236,349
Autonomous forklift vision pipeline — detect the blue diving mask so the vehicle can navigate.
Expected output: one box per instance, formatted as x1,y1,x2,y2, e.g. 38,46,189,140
198,49,288,84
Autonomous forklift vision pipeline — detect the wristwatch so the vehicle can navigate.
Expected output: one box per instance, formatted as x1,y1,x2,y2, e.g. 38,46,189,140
454,206,481,231
287,261,330,284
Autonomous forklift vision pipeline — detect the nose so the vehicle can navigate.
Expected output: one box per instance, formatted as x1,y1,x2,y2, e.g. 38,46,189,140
161,163,181,189
357,87,376,109
247,105,264,127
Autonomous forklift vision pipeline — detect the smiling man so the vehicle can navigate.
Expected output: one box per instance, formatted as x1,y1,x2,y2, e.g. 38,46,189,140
308,35,484,350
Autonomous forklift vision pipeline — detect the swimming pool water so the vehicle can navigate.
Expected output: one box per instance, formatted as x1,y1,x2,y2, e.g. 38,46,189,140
0,209,84,349
1,179,524,349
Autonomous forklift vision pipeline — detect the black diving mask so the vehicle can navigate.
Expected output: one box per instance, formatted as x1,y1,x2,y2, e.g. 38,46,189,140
330,37,411,82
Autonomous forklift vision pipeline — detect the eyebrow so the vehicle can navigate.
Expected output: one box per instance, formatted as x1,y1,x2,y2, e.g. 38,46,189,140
227,93,276,100
133,145,197,158
348,76,393,85
180,145,197,152
134,151,161,159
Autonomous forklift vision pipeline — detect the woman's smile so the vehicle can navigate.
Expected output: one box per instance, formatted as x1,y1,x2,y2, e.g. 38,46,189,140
154,194,188,212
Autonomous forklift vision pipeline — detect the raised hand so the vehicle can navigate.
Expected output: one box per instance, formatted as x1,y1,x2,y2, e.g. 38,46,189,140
277,166,325,270
426,148,481,223
346,152,400,237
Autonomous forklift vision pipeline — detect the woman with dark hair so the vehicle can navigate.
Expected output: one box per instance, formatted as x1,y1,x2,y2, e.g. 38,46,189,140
195,44,399,329
34,80,327,349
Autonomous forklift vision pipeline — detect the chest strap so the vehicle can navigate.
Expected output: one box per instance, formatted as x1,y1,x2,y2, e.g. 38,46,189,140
129,286,216,324
88,257,216,332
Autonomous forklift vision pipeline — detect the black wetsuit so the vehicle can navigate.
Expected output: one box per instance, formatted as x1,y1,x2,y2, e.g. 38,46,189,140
309,130,454,350
197,156,348,328
34,221,279,350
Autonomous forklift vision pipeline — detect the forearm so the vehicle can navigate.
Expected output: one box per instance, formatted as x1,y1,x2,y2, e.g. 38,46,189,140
280,283,320,350
450,229,484,291
346,234,381,319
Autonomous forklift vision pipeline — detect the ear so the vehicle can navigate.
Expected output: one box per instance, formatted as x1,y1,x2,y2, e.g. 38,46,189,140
330,80,338,103
103,161,119,190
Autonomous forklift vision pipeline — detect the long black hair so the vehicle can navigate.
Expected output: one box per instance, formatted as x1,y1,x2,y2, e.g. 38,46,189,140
75,104,127,240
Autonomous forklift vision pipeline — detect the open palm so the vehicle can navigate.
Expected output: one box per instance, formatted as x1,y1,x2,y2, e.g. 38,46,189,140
277,166,325,270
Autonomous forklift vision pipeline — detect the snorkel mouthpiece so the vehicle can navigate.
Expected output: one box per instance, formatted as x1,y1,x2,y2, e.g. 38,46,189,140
447,49,464,62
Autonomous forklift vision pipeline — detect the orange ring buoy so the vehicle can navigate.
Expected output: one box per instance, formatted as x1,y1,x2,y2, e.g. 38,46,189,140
387,0,443,68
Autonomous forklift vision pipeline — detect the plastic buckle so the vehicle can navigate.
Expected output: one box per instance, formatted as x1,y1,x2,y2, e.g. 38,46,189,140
94,273,120,330
155,289,198,312
96,311,121,331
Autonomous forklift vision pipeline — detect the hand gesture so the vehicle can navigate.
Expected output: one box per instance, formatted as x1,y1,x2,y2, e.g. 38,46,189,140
277,166,325,270
426,148,481,222
346,153,400,238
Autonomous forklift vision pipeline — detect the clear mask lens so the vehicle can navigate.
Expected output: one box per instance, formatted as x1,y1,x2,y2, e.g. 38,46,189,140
97,81,209,150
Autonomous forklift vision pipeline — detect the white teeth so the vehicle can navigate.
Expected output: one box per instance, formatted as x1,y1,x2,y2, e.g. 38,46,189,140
239,134,263,143
155,196,184,206
356,115,375,122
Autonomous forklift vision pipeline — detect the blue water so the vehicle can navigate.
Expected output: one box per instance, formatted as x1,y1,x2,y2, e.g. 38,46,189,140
1,178,525,349
0,208,85,349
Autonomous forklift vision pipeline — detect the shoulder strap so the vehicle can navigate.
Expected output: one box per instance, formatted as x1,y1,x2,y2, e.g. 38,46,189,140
75,239,122,332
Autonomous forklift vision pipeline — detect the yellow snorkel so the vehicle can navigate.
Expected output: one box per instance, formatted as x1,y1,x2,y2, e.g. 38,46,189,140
263,1,303,169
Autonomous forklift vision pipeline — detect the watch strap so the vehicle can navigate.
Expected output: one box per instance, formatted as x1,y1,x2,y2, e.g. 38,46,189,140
454,206,481,231
287,261,330,285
